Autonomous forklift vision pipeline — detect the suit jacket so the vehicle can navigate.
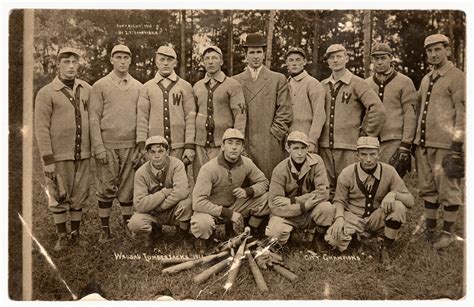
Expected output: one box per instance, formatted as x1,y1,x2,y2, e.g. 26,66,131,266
233,66,292,179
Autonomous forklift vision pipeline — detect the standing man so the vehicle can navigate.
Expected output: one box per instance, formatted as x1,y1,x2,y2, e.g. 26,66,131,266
136,45,196,163
35,47,92,251
325,137,413,265
285,48,326,153
414,34,465,249
365,43,417,176
89,44,143,242
128,136,193,248
191,129,269,254
319,44,385,200
234,33,292,180
265,131,335,251
193,46,246,179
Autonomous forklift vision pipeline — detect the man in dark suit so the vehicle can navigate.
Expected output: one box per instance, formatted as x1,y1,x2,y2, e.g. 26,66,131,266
233,33,292,180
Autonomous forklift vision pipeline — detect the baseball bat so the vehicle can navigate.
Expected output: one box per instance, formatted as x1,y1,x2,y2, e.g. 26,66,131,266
161,251,228,274
193,256,233,284
246,249,268,292
272,264,297,282
223,238,247,291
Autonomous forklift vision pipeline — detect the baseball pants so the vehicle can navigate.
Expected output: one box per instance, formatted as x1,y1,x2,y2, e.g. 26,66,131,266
265,201,335,244
325,200,407,252
319,148,358,200
190,192,269,239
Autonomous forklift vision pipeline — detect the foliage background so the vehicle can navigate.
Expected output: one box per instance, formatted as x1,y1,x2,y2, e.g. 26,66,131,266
33,9,466,93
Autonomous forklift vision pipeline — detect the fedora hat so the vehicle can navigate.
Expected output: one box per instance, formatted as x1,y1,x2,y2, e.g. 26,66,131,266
242,33,267,48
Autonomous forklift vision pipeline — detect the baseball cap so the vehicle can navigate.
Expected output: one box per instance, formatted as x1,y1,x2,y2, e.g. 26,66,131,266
145,135,169,150
424,34,450,48
324,44,347,58
202,46,223,57
371,43,392,56
356,136,380,149
156,46,177,59
111,44,131,56
222,128,244,141
287,131,310,147
57,47,81,58
286,47,306,59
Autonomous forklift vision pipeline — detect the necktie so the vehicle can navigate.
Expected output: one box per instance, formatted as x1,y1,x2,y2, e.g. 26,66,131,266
364,174,375,192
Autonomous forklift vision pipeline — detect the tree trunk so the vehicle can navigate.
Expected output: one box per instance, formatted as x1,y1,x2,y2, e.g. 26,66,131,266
227,11,233,76
179,10,186,78
312,10,321,79
265,10,276,68
362,10,373,78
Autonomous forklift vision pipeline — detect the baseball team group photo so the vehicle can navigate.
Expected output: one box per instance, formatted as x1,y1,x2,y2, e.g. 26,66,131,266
8,8,466,301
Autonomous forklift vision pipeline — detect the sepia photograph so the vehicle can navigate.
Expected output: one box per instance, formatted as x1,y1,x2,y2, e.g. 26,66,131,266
5,2,471,303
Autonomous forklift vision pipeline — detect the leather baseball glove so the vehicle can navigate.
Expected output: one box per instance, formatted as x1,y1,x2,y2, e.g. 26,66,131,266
442,152,464,178
389,147,412,177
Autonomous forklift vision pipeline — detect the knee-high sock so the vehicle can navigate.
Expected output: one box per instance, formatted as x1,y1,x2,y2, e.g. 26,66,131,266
442,205,460,233
424,201,440,229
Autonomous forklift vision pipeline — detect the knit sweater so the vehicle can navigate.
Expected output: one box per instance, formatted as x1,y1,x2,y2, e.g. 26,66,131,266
288,71,326,146
365,71,417,145
34,76,92,165
89,72,142,154
320,69,385,150
192,153,268,220
133,157,189,213
136,71,196,149
414,62,465,150
269,153,329,218
193,71,246,147
334,162,414,217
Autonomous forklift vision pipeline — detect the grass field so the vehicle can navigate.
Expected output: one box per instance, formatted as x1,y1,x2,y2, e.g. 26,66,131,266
28,150,465,301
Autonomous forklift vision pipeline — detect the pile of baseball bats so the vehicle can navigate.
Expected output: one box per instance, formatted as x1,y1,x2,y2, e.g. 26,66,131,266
160,227,298,293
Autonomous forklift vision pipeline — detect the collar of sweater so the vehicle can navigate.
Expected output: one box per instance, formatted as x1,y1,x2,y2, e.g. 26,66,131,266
288,153,319,178
154,70,178,83
217,152,243,170
148,157,171,176
53,76,83,91
289,70,307,81
203,70,226,83
323,69,352,85
431,61,454,78
356,162,382,181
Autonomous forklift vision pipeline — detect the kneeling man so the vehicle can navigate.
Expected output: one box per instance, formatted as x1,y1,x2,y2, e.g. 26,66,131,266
191,129,269,253
325,136,413,264
128,136,192,247
265,131,335,251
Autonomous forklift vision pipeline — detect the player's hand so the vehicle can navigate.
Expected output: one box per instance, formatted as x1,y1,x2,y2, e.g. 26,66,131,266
308,143,316,153
96,151,107,164
182,149,195,164
381,192,396,215
232,188,247,199
44,164,56,180
231,211,244,227
273,196,291,207
329,217,345,241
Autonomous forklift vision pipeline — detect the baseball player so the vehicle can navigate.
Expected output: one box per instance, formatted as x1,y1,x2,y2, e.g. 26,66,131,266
34,47,92,251
89,44,143,243
128,136,193,248
136,45,196,165
192,46,246,180
191,129,269,254
365,43,417,177
233,33,292,180
285,47,326,153
319,44,385,200
414,34,465,249
325,137,414,265
265,131,335,252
